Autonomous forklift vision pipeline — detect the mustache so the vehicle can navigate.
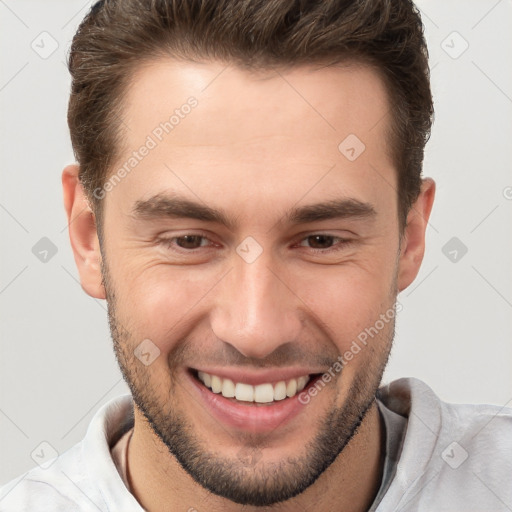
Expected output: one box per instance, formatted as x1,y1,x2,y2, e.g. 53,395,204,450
167,337,339,370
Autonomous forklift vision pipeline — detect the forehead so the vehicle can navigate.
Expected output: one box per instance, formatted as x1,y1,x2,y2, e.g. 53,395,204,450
107,59,396,225
122,59,392,144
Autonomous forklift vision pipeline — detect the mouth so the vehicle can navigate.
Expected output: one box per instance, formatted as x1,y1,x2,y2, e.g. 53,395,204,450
187,368,327,432
189,368,324,406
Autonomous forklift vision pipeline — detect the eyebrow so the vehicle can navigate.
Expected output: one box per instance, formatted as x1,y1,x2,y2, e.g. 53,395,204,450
131,193,377,231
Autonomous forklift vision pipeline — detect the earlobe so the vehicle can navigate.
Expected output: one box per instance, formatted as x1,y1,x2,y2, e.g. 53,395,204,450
62,164,106,299
397,178,436,293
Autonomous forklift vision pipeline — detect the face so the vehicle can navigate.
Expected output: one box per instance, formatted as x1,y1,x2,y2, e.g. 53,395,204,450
68,60,431,506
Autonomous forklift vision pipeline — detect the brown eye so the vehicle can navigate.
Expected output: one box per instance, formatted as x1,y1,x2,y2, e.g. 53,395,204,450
302,235,337,249
175,235,206,249
297,234,353,254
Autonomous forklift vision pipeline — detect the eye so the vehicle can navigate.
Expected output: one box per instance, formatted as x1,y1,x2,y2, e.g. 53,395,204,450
159,234,213,251
298,234,353,253
174,235,209,249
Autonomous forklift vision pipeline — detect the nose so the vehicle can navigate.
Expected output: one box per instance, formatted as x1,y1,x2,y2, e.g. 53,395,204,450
210,251,303,360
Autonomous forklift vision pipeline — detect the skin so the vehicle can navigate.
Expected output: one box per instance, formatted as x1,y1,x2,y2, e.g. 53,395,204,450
62,60,435,511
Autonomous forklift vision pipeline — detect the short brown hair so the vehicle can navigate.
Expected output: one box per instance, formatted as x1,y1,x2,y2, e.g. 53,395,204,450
67,0,433,232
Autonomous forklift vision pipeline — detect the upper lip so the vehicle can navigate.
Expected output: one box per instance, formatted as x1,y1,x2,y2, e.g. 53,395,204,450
192,367,323,386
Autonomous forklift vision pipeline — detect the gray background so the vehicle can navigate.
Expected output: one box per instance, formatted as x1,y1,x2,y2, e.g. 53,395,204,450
1,0,511,485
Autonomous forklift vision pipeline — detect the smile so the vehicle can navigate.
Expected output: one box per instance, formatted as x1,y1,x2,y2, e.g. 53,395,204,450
197,370,310,404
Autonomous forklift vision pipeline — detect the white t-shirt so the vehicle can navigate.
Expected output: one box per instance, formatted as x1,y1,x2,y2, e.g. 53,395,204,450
1,377,511,511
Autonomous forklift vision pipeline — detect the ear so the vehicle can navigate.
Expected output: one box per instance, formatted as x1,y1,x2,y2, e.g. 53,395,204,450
397,178,436,292
62,164,106,299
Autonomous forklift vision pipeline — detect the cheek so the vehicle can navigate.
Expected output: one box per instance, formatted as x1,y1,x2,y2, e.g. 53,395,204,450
299,266,396,390
116,265,217,349
301,257,396,334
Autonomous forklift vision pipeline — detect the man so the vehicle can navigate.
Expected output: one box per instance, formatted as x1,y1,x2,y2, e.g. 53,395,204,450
1,0,511,510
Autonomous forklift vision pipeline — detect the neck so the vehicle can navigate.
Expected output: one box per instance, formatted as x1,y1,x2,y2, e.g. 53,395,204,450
126,401,384,512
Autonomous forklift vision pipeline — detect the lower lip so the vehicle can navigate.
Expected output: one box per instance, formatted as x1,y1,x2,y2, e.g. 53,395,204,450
187,370,318,433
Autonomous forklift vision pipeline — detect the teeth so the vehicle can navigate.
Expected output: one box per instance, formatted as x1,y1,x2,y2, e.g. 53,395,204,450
297,376,308,392
254,383,274,403
197,371,311,403
222,378,235,398
274,381,287,401
198,371,211,387
211,375,222,394
235,382,254,402
286,379,297,397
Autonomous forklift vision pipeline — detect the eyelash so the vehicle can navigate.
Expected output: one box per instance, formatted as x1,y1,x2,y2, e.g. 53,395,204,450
157,233,354,254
